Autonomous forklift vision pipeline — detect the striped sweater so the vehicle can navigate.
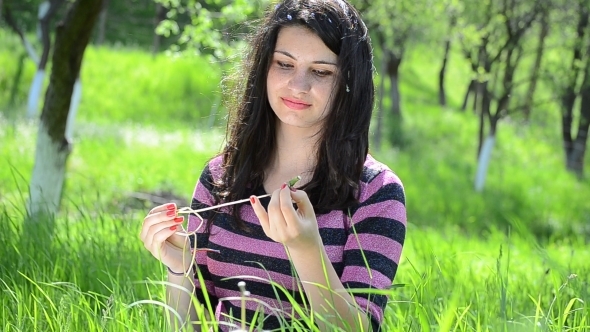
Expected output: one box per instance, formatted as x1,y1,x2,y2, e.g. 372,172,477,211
186,154,406,331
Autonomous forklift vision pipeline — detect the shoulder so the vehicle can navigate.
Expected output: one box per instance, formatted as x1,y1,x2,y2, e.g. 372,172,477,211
358,154,405,205
201,154,224,181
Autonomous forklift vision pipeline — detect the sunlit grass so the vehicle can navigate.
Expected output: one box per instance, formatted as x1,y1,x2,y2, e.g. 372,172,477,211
1,204,588,331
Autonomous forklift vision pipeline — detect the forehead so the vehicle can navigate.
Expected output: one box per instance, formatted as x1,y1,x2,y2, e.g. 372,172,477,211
274,25,338,62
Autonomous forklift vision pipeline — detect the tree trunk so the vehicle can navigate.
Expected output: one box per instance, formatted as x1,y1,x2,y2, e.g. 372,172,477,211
65,77,82,141
462,52,481,113
561,86,577,163
28,0,104,218
461,80,475,111
567,60,590,177
374,50,387,151
475,134,496,192
475,113,498,192
384,49,403,146
27,0,64,118
152,3,167,54
561,6,588,171
523,9,549,121
477,81,490,157
438,38,451,107
385,50,403,147
96,0,110,45
385,49,402,118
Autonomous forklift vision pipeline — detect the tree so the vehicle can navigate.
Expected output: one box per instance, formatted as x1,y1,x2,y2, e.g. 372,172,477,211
1,1,42,69
154,0,270,60
353,0,436,149
1,1,63,119
460,0,542,191
438,1,460,107
151,2,167,54
27,0,64,118
550,0,590,177
96,0,110,45
522,1,550,121
28,0,103,218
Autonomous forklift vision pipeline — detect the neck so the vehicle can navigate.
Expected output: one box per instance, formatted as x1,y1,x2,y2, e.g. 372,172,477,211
270,123,321,182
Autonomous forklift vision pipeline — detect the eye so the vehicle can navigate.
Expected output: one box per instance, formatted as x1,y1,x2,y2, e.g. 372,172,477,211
313,69,332,77
277,61,293,69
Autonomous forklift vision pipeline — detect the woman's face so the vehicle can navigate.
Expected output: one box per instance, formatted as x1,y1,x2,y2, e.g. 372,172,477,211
266,25,338,134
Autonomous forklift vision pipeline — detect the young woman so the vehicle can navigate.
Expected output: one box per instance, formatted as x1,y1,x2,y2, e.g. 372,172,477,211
140,0,406,330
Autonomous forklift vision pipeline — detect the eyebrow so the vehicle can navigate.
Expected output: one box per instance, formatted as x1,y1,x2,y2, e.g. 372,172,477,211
274,50,337,66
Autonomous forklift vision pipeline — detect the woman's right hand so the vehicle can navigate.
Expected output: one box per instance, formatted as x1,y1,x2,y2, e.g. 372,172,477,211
140,203,192,274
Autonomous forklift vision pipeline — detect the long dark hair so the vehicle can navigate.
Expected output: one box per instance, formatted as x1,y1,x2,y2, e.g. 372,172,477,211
212,0,374,230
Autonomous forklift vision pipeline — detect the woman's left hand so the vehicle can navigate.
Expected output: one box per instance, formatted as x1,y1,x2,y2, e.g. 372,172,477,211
250,184,322,252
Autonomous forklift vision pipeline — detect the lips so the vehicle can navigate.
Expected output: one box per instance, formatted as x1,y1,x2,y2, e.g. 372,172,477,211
281,97,311,110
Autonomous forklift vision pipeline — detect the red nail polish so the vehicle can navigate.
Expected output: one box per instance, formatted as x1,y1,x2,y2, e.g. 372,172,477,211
174,217,184,223
166,203,176,210
170,226,178,231
250,196,256,204
281,183,287,189
166,210,176,217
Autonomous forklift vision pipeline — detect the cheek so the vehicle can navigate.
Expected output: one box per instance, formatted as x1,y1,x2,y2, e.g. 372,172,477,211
267,68,285,86
318,83,337,106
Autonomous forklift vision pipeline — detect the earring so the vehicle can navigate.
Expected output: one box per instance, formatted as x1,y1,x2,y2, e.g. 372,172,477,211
346,84,350,93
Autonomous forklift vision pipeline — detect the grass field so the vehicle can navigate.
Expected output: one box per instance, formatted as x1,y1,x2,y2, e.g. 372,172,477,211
1,27,589,331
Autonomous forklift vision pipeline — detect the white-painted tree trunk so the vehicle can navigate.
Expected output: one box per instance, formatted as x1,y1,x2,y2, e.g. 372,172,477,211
23,38,40,65
27,70,45,118
65,79,82,141
36,2,51,40
474,135,496,192
28,125,70,217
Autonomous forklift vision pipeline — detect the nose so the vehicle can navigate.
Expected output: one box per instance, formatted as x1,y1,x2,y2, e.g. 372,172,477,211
287,69,311,94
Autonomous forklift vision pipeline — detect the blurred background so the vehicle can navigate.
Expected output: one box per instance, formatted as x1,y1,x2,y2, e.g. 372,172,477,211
0,0,589,331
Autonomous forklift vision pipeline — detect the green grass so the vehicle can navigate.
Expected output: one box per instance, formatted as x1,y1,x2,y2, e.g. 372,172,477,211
1,28,589,331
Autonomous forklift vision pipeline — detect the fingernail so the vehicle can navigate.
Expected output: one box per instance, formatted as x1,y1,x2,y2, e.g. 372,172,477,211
166,210,176,217
281,183,287,189
290,186,297,192
250,196,256,204
174,217,184,223
166,203,176,210
170,226,178,231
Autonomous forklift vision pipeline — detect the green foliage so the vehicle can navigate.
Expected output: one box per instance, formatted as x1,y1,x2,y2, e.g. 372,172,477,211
353,0,444,53
154,0,271,60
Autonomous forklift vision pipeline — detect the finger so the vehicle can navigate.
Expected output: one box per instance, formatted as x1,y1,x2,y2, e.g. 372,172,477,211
150,227,180,259
168,216,189,249
279,183,297,224
268,188,288,233
148,202,177,216
288,188,314,220
143,217,184,250
250,195,271,235
140,207,178,241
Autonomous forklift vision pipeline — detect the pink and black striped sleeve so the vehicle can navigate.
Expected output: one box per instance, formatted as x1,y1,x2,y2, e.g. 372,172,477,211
186,160,221,307
341,167,407,331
